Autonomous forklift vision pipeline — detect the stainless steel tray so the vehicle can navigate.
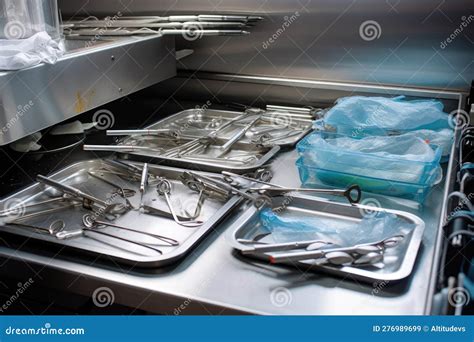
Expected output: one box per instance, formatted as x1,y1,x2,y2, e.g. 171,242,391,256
227,195,425,282
0,160,241,268
114,137,281,173
147,108,313,147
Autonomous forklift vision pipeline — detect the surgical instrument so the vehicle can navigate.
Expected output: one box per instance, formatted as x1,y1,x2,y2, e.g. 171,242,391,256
55,226,163,254
83,144,164,153
66,14,263,25
156,179,203,228
36,175,126,214
88,171,136,198
7,220,66,236
139,163,149,208
247,184,362,204
106,129,179,138
82,214,178,246
218,116,260,157
268,235,405,264
240,239,333,255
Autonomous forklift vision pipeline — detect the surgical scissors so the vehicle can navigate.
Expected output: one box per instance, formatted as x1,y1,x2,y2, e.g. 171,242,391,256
267,235,405,264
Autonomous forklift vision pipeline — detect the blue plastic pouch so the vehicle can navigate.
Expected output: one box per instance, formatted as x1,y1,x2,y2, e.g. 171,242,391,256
318,96,451,136
259,208,414,246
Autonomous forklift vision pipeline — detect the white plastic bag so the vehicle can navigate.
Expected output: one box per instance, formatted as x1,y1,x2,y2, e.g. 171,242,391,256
0,31,63,70
404,129,454,158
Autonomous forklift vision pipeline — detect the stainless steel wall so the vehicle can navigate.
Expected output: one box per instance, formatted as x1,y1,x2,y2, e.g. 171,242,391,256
60,0,473,91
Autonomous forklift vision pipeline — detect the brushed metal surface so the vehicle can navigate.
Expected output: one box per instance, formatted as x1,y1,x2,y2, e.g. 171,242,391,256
59,0,473,91
0,149,452,315
0,35,176,146
150,72,466,114
0,79,465,314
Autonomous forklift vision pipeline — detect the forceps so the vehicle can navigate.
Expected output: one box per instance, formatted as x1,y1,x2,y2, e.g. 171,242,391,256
268,235,405,264
7,220,66,236
0,196,70,218
156,179,203,228
55,226,163,254
81,214,178,246
88,171,136,198
36,175,128,215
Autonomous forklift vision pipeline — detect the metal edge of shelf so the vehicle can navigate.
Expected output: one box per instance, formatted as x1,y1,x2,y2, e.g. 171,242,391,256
424,94,468,314
176,71,467,101
0,35,177,146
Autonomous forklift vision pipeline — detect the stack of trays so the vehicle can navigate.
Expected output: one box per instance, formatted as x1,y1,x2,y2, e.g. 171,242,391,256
295,132,443,202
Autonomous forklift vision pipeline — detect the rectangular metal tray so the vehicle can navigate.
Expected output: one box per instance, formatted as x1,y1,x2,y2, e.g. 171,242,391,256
115,136,281,173
148,108,313,147
227,195,425,283
0,159,241,268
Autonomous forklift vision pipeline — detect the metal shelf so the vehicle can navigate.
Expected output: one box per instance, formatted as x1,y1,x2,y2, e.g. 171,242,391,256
0,35,176,146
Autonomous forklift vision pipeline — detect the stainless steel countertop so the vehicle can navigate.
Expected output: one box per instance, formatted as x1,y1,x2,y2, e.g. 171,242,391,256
0,149,446,315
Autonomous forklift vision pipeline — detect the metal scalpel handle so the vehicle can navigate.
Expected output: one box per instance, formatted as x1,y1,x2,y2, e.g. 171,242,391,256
83,145,158,152
106,129,179,138
139,163,149,208
218,116,260,156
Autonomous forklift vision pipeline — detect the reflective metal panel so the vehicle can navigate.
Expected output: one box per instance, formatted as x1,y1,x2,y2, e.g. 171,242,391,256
59,0,473,91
